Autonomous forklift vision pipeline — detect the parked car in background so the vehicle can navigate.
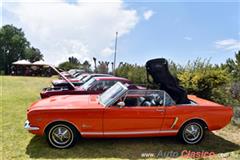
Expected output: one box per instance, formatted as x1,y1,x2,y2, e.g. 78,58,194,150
69,69,84,78
52,73,113,87
56,73,89,85
59,71,73,79
40,76,135,98
59,69,84,79
25,82,233,149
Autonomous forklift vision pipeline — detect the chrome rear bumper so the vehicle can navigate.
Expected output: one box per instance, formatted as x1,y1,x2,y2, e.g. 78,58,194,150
24,120,39,131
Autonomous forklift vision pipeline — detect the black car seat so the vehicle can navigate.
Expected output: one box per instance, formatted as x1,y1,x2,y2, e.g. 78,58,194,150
138,97,151,106
124,97,138,106
137,97,145,106
151,96,164,106
142,101,152,106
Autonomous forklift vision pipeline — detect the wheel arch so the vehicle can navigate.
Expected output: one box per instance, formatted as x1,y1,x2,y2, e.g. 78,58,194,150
44,120,81,136
178,118,208,132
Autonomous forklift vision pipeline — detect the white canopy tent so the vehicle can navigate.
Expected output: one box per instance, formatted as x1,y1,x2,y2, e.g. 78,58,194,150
11,60,55,76
32,60,48,66
12,60,31,65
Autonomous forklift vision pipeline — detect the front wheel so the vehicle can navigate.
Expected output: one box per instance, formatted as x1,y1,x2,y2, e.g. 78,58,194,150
179,121,205,144
46,123,78,149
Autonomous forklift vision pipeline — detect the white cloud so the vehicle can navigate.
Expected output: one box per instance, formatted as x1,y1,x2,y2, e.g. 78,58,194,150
143,10,154,20
215,39,240,50
3,0,139,65
184,36,192,41
101,47,114,57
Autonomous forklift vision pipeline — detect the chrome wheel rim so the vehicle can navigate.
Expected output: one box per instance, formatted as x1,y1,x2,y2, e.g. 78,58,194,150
51,126,72,145
183,123,202,143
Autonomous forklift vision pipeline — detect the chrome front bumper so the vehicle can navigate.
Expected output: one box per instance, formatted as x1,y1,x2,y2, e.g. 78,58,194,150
24,120,39,131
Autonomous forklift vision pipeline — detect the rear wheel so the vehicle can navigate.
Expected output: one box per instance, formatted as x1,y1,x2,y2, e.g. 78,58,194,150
46,122,78,149
179,121,204,144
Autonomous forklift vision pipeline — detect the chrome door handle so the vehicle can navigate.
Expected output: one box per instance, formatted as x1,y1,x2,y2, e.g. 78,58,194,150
156,109,165,112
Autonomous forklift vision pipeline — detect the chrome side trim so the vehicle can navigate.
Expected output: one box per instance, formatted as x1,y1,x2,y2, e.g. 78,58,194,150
81,130,178,136
24,120,39,131
171,117,179,129
81,132,103,135
104,130,178,135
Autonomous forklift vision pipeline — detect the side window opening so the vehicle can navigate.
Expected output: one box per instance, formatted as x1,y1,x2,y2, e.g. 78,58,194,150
164,92,176,106
112,90,176,107
123,92,165,107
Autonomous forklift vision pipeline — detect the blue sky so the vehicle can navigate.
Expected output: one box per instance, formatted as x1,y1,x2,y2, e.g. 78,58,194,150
2,0,240,66
119,1,240,65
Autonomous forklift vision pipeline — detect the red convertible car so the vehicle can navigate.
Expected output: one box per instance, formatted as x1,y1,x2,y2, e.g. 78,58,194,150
40,76,133,98
25,82,233,149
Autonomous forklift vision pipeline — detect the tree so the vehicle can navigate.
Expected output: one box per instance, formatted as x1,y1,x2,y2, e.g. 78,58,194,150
58,56,81,71
222,51,240,105
24,47,43,63
82,60,91,72
111,62,114,73
0,24,44,74
93,57,97,72
177,59,230,102
230,82,240,101
97,61,109,74
68,56,80,65
115,63,147,84
0,25,29,74
223,51,240,81
58,61,78,71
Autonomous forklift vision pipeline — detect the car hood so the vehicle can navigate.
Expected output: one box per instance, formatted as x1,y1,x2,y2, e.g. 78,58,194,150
52,79,82,84
29,95,101,111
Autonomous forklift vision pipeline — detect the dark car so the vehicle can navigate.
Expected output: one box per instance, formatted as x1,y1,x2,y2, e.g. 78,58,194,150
40,76,137,98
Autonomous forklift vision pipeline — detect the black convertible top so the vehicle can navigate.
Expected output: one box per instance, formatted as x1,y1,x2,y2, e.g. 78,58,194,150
146,58,190,104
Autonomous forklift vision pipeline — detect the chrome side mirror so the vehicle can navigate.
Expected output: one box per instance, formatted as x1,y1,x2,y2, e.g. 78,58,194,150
117,101,125,108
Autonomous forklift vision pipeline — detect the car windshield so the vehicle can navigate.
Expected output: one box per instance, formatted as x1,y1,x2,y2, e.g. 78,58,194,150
99,82,128,107
68,69,76,75
81,77,96,90
76,74,86,80
81,75,92,82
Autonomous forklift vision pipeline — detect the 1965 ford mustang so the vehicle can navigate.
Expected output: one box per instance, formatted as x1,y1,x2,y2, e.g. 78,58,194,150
24,82,233,149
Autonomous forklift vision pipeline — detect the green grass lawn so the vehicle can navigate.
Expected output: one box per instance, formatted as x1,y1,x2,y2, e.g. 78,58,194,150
1,76,240,160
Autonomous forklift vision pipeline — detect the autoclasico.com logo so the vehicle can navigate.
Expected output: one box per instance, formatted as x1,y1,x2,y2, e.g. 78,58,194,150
141,150,216,159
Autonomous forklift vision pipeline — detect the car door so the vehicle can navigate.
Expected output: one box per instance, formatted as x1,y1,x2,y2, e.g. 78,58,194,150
103,105,166,136
160,105,179,130
159,93,179,131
